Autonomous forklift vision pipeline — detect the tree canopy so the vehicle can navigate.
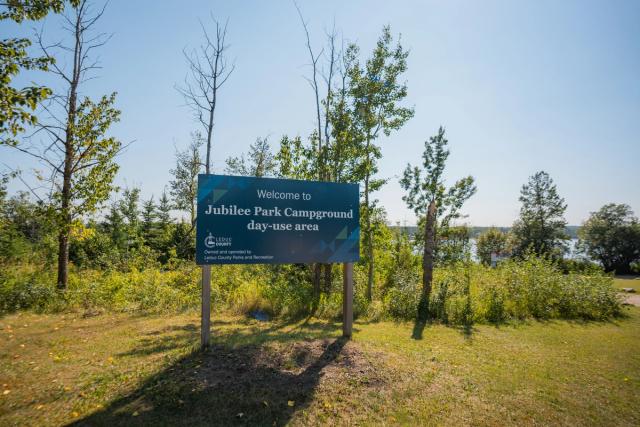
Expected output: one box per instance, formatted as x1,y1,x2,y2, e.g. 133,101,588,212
579,203,640,274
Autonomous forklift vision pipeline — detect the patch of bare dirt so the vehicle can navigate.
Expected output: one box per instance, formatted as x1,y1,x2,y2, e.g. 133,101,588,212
73,338,384,426
623,294,640,307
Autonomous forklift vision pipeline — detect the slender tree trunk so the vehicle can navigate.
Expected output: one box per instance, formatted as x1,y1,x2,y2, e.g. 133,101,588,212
323,263,332,293
313,263,322,301
205,106,214,174
56,12,81,290
418,200,437,322
56,120,74,289
365,139,374,301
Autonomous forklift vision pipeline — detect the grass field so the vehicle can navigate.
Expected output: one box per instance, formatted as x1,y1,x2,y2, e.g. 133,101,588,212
1,308,639,426
614,275,640,292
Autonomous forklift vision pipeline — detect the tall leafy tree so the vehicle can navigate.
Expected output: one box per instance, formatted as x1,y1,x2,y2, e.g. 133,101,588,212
0,0,75,145
400,126,476,321
579,203,640,274
512,171,568,258
13,0,121,289
347,26,414,300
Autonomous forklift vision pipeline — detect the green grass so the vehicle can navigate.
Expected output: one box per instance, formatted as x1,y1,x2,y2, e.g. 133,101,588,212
614,275,640,292
1,308,639,426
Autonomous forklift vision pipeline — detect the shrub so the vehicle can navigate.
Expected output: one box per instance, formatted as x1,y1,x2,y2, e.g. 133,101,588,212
0,265,57,313
385,283,420,320
0,255,623,324
381,256,621,323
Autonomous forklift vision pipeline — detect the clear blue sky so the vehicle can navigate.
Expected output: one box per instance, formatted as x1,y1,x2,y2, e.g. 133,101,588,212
3,0,639,226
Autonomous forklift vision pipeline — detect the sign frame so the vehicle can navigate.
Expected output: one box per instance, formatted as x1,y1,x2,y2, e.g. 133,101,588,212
196,174,358,348
195,174,360,265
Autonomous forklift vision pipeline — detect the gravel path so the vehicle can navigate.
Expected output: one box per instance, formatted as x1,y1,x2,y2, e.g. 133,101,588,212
623,294,640,307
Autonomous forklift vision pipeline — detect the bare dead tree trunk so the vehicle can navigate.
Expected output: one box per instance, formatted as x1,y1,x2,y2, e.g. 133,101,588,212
321,28,337,293
419,200,437,322
177,15,234,174
295,2,329,298
294,2,323,165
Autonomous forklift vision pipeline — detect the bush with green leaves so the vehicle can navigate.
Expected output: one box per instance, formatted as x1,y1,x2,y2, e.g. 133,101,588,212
382,256,621,323
0,254,622,324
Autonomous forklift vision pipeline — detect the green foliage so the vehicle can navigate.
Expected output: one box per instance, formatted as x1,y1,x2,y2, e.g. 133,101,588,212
0,0,67,22
0,191,57,262
400,127,477,227
385,282,420,321
276,135,316,180
557,258,603,275
512,171,568,258
382,230,421,293
0,263,201,315
476,227,510,265
0,254,623,323
346,26,414,149
578,203,640,274
226,137,277,178
0,264,56,313
260,264,314,318
0,0,74,145
436,225,472,266
382,257,621,323
170,132,202,225
39,92,123,265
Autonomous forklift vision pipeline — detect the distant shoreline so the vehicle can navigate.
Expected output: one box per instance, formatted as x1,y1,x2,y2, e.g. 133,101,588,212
388,225,581,239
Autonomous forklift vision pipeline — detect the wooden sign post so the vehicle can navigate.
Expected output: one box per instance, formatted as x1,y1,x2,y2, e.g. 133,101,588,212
201,265,211,349
342,262,354,338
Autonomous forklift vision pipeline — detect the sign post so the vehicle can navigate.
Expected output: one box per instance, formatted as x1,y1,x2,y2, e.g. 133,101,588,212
342,262,353,338
201,265,211,349
196,175,360,348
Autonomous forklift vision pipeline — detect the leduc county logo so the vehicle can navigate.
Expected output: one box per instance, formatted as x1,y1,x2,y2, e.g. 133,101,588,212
204,233,216,248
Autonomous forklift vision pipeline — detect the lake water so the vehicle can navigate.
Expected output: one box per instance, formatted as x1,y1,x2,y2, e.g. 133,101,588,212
468,238,583,260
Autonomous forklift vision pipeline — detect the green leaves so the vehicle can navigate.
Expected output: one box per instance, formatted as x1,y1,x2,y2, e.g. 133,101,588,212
0,38,54,145
476,228,510,266
401,126,476,225
579,203,640,273
170,132,203,225
225,137,277,178
0,1,67,23
0,1,73,145
50,93,122,224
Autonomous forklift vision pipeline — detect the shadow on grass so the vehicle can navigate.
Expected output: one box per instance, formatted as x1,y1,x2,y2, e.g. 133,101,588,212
73,321,350,426
411,320,426,340
411,319,477,341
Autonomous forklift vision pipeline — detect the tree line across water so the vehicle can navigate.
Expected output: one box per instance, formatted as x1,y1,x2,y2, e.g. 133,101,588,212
1,1,638,322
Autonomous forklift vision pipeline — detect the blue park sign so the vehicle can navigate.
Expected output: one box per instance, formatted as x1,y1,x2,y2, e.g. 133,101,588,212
196,175,360,265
